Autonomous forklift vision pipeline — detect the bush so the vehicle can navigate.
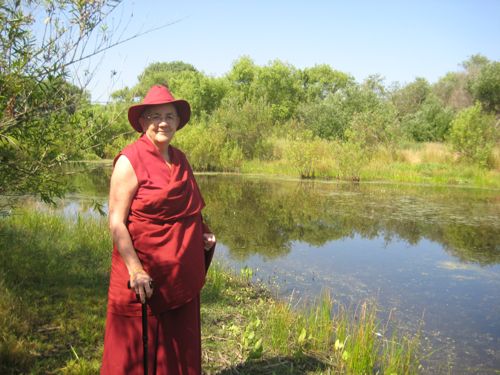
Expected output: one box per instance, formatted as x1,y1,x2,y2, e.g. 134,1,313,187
212,98,274,160
335,128,369,181
448,103,497,167
103,134,135,159
401,95,454,142
282,131,335,178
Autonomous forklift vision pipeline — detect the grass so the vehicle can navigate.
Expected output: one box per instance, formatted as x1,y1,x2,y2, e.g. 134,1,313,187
0,210,421,374
239,142,500,189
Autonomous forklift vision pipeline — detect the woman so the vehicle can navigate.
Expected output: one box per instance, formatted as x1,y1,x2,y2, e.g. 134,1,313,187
101,85,216,374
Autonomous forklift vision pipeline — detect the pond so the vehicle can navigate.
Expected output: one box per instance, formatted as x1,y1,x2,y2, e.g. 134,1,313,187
59,166,500,373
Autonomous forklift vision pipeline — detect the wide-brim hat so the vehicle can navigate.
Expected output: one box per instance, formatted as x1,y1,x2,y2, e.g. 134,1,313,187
128,85,191,132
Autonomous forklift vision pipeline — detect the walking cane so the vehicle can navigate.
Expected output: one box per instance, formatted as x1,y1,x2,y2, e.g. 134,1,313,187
128,281,152,375
141,302,148,375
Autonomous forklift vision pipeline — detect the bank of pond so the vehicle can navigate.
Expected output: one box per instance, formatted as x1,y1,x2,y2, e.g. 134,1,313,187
0,210,420,374
1,171,499,374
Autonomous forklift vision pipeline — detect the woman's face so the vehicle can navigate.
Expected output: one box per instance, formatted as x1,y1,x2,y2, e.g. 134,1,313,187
139,103,179,146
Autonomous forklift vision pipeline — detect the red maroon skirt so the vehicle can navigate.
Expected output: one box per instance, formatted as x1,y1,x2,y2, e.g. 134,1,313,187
101,296,201,375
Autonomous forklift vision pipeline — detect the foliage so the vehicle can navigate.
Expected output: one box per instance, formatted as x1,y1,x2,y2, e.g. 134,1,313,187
401,94,455,142
252,60,303,122
114,62,229,119
212,97,274,160
0,0,124,202
282,130,335,179
448,103,497,167
470,61,500,113
296,95,351,140
2,5,499,199
301,64,354,101
73,102,132,159
391,77,431,119
103,55,500,180
334,129,369,181
432,72,472,112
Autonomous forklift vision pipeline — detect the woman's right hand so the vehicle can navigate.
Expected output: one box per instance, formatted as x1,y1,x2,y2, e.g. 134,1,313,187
129,269,154,304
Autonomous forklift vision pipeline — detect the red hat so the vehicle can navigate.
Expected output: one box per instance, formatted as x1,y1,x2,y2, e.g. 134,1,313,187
128,85,191,132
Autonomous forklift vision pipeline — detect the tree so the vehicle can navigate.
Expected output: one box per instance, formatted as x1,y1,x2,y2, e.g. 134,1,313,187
1,0,125,202
226,56,259,102
253,60,303,122
391,78,431,119
470,61,500,113
301,64,353,101
462,54,490,81
448,103,497,167
114,61,228,119
432,72,472,112
402,94,454,142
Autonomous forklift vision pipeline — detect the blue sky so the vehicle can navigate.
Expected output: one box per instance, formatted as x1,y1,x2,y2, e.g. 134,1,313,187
83,0,500,102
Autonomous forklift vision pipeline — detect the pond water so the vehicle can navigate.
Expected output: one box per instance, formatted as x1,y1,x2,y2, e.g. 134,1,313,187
59,166,500,373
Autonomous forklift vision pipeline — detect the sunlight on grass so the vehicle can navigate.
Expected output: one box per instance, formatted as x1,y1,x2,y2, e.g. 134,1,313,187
1,211,421,374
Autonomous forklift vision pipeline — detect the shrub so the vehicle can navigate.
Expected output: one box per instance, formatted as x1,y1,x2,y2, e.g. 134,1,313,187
401,95,454,142
283,131,334,178
448,103,497,167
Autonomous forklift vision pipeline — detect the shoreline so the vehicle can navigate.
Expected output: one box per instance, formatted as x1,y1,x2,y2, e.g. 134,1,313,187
73,158,500,190
0,210,421,374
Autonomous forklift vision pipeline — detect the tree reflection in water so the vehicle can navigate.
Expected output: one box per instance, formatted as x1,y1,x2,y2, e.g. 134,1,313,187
198,175,500,265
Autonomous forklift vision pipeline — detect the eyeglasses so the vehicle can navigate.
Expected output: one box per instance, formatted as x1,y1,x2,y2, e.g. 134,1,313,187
143,113,178,124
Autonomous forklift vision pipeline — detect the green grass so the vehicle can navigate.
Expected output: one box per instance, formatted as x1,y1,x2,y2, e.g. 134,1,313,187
238,152,500,189
0,210,421,374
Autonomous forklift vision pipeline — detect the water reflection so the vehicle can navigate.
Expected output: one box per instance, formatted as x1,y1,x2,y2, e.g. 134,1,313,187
197,175,500,372
60,169,500,372
198,175,500,265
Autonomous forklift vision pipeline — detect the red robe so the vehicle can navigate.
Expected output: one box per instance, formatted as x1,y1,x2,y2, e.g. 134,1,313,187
101,135,214,374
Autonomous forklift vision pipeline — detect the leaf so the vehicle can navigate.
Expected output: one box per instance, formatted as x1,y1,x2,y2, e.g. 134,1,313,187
342,350,350,361
334,339,344,351
253,338,263,352
298,328,307,344
249,338,263,359
0,134,19,148
247,331,255,341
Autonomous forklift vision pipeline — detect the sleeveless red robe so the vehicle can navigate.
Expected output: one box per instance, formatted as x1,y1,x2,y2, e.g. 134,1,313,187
101,135,214,374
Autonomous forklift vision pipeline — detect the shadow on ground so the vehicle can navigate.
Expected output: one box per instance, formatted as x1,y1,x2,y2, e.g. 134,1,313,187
214,355,330,374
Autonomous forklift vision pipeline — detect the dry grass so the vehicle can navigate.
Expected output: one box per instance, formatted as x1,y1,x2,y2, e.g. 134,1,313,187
490,145,500,171
398,143,455,165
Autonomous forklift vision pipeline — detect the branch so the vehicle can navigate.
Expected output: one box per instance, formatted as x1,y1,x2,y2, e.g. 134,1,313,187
62,17,188,69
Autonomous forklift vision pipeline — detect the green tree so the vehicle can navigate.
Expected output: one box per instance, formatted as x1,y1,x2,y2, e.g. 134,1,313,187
115,61,228,119
226,56,259,102
462,54,490,82
301,64,353,101
401,94,454,142
212,98,274,160
432,72,472,112
297,83,385,141
448,103,497,167
253,60,303,122
296,95,351,140
470,61,500,113
391,78,431,119
1,0,124,202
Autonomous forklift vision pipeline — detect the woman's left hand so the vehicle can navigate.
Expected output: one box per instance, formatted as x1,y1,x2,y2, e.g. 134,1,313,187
203,233,216,251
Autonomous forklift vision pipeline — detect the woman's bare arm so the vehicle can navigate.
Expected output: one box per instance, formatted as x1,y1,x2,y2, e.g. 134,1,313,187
109,155,152,303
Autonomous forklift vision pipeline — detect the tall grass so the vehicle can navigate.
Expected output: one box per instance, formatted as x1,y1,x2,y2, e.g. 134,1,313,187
239,141,500,188
1,210,421,374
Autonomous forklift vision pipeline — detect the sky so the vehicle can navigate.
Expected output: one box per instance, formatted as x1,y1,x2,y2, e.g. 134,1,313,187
80,0,500,103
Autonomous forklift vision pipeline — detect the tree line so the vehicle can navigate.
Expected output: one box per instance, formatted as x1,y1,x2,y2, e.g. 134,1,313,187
97,55,499,176
1,0,499,201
